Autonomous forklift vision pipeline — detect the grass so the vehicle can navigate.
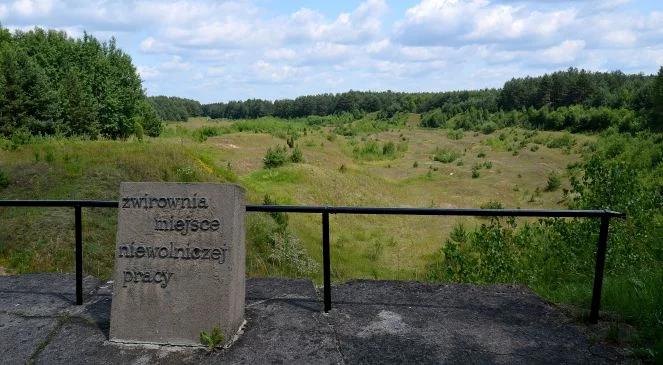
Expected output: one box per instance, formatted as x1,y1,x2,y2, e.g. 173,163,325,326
0,124,580,282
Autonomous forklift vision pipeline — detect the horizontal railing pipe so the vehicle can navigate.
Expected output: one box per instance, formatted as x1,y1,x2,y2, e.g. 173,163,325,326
0,200,625,218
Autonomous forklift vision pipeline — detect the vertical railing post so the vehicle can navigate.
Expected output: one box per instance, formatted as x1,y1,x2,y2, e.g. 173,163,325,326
74,205,83,305
322,211,331,312
589,215,610,323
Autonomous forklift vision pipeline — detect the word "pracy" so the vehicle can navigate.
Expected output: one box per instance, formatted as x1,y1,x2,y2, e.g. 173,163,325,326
122,270,174,288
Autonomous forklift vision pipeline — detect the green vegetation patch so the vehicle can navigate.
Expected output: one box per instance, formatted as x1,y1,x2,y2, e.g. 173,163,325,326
433,147,461,163
352,140,406,161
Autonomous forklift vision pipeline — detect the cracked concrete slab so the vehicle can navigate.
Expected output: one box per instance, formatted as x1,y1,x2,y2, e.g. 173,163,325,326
0,313,58,365
0,273,100,317
0,274,625,364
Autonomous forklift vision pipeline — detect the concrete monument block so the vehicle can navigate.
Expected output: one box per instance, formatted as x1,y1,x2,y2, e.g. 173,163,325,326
109,182,245,346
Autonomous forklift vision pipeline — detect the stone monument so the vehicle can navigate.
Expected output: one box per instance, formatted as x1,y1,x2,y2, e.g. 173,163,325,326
109,182,245,346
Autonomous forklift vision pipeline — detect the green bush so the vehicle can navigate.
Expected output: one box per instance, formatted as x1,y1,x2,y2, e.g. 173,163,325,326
546,133,576,149
545,171,561,191
193,125,227,142
263,145,288,168
480,122,497,134
447,129,464,140
480,201,503,209
133,120,144,141
433,147,461,163
471,164,481,178
382,141,396,156
353,140,403,160
0,169,9,189
175,166,196,182
10,128,32,148
289,146,303,163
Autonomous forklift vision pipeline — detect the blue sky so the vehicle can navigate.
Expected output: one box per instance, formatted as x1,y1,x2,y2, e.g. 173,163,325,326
1,0,662,103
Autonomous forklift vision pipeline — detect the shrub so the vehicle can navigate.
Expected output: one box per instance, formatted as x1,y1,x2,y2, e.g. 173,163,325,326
0,170,9,189
421,109,447,128
447,129,464,140
269,231,319,275
263,146,288,168
10,128,32,148
133,120,144,141
546,133,576,149
480,201,503,209
175,166,196,182
433,147,461,163
483,161,493,169
471,165,480,178
289,146,303,163
353,140,402,160
530,144,539,152
545,171,561,192
263,194,288,231
413,161,419,168
480,122,497,134
382,141,396,156
477,151,486,158
193,125,226,142
45,150,55,163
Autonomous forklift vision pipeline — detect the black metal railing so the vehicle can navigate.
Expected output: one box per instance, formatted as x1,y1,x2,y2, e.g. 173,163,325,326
0,200,625,323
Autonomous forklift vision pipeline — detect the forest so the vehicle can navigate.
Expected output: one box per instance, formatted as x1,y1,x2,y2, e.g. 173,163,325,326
1,25,660,138
0,26,161,139
159,68,662,134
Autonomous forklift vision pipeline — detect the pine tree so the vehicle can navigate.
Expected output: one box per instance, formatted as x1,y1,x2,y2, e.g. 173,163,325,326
652,66,663,131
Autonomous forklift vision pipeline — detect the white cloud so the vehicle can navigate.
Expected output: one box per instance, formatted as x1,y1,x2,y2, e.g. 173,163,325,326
12,0,54,17
137,65,160,80
265,48,297,60
395,0,576,47
161,56,191,71
539,40,586,64
286,0,387,44
252,61,300,82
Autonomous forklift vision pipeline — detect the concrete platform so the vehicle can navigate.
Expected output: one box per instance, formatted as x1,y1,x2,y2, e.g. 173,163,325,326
0,273,623,364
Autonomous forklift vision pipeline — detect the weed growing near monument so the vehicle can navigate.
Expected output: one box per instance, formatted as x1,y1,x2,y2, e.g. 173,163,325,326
200,326,225,351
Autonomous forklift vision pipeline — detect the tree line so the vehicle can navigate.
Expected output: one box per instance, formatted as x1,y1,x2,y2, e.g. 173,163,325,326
1,25,660,138
151,67,661,132
147,96,203,122
0,26,161,139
